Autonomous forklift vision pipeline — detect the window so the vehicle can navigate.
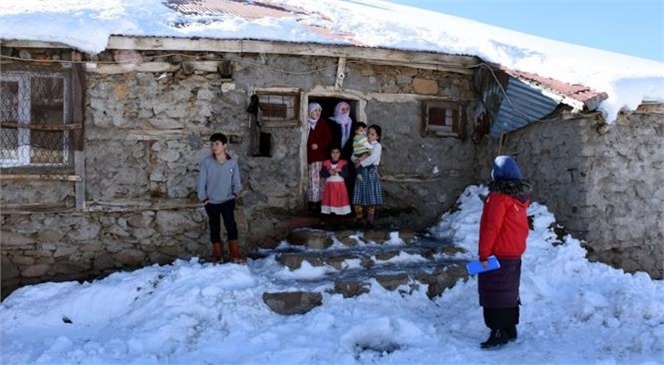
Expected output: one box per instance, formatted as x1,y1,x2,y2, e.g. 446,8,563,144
256,91,300,126
1,71,74,169
422,100,465,138
248,89,301,157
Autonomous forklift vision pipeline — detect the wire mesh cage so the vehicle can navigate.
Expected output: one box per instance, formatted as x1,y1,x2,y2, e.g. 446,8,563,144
1,70,79,176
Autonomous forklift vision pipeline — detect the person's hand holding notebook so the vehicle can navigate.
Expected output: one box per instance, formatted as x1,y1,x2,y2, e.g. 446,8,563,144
466,255,500,275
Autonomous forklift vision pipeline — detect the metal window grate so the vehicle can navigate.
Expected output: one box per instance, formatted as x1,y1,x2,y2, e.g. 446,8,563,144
1,71,78,174
257,93,299,121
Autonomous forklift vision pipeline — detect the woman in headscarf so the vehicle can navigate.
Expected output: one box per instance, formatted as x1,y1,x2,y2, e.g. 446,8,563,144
306,102,332,212
329,101,354,161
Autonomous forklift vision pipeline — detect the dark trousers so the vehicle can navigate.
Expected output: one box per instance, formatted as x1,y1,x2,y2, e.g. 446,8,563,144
483,306,519,330
204,199,238,243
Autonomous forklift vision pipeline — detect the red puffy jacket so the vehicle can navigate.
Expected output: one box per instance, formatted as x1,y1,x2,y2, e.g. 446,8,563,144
478,192,530,261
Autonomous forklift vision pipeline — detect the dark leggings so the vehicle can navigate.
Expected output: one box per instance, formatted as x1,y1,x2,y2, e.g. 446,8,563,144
483,306,519,330
204,199,238,243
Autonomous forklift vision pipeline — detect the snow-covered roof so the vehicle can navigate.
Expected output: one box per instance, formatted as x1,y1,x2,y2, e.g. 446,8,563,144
1,0,663,123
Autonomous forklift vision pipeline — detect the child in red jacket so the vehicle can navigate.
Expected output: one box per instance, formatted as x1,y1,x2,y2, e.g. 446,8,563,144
477,155,531,349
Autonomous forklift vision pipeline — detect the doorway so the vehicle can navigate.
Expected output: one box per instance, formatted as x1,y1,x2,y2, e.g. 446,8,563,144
305,96,360,211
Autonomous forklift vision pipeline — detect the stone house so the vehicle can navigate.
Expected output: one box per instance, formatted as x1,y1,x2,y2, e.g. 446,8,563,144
1,1,662,296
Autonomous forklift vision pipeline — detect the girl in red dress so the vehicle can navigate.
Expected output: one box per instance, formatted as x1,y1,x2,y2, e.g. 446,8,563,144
320,146,351,216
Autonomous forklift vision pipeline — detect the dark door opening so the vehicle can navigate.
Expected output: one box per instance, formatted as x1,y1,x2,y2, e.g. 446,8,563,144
307,96,359,206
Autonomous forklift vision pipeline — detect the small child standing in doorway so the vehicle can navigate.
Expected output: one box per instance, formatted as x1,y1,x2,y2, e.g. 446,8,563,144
320,146,351,222
352,122,373,181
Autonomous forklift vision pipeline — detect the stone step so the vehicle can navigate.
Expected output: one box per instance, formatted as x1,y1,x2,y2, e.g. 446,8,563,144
271,253,468,296
286,227,416,249
274,242,466,271
256,228,472,315
261,263,468,314
286,227,429,249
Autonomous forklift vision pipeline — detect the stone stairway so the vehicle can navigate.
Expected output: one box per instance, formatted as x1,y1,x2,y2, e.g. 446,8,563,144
252,226,472,315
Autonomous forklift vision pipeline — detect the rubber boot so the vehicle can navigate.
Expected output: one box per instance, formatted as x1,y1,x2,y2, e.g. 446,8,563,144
480,329,509,349
212,242,223,263
506,326,517,341
229,240,246,264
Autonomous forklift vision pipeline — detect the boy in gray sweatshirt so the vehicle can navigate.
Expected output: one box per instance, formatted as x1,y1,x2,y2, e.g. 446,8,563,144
197,133,243,263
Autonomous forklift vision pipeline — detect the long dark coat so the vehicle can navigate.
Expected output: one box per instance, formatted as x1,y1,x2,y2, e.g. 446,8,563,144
328,119,355,161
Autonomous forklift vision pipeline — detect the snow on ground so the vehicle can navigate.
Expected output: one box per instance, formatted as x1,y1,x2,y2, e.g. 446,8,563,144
1,185,663,365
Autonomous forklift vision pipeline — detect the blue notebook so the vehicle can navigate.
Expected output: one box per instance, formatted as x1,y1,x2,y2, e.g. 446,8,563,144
466,256,501,275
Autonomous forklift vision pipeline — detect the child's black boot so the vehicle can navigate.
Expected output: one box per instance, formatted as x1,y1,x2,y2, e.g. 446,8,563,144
480,329,509,349
506,326,517,341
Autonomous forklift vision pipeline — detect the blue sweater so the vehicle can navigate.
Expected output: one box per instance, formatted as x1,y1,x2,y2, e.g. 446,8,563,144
196,154,242,204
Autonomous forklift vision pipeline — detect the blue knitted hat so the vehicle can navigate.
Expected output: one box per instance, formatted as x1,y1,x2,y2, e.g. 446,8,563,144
491,155,522,181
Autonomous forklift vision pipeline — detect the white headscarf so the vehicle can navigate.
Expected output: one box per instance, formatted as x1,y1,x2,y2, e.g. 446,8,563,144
308,102,322,129
333,101,352,146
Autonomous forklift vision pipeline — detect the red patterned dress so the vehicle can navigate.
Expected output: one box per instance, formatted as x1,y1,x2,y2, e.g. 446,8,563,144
320,159,351,215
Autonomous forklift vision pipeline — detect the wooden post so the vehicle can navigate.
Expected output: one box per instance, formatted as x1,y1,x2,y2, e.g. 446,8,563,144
75,151,86,209
335,57,346,91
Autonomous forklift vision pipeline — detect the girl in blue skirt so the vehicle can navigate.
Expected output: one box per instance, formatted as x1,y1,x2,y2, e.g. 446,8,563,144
351,124,383,228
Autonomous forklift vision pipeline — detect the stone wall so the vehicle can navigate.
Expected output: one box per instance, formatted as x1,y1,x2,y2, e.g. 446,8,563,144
2,205,209,290
1,48,478,296
476,107,664,279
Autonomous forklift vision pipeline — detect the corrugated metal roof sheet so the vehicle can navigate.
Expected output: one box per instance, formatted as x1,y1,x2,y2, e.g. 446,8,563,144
474,64,579,139
490,77,559,139
501,67,608,110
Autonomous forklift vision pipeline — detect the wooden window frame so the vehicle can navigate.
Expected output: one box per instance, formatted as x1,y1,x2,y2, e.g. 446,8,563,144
422,100,465,138
0,61,86,209
255,89,301,128
0,71,72,168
